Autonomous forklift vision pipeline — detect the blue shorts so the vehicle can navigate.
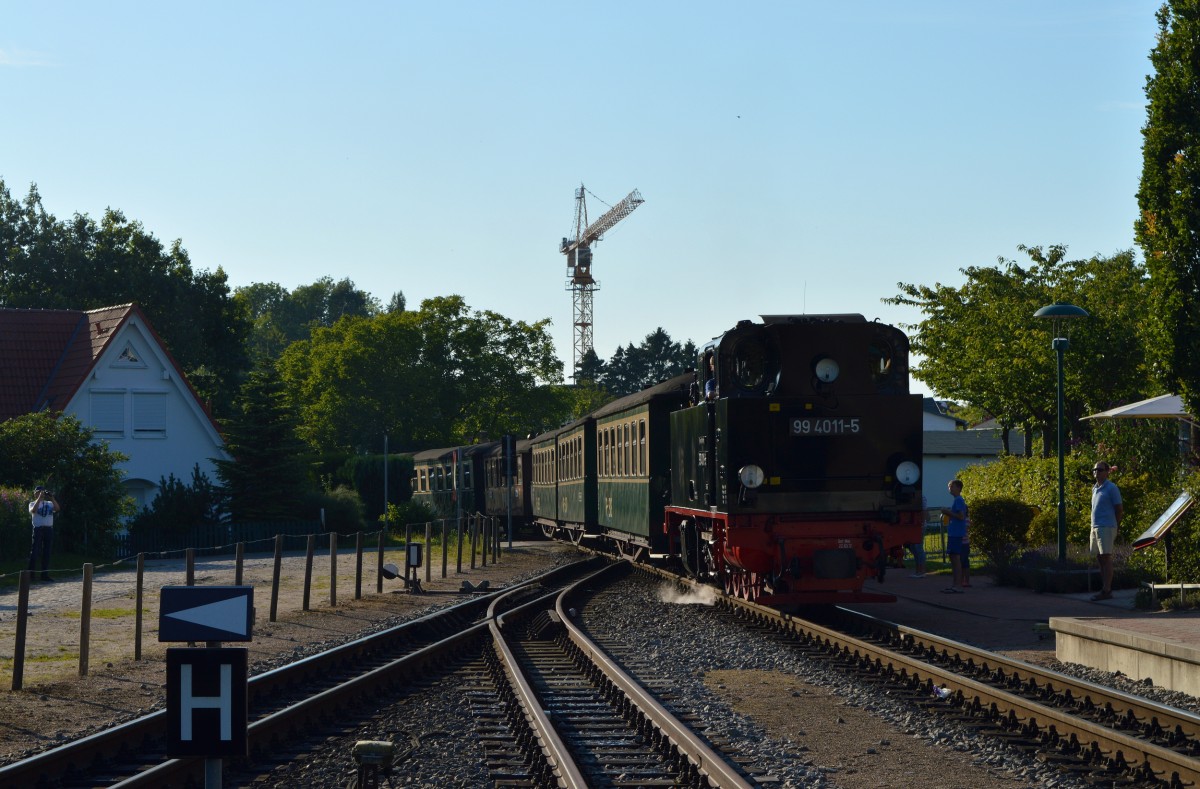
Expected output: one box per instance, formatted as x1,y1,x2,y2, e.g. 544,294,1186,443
947,535,967,555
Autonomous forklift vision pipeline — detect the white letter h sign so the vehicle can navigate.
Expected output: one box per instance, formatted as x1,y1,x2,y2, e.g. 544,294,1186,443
180,663,232,740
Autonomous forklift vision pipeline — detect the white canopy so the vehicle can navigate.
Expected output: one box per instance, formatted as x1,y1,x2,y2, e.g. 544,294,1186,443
1082,394,1191,421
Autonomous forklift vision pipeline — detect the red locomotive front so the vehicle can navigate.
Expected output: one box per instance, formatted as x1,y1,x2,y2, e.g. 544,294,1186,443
666,315,923,608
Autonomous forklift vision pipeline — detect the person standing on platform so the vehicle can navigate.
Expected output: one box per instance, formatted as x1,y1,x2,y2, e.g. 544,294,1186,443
1089,461,1123,601
939,480,968,593
28,485,60,582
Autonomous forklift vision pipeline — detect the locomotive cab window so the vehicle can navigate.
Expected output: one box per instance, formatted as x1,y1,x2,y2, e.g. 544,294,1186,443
868,340,895,389
730,331,780,395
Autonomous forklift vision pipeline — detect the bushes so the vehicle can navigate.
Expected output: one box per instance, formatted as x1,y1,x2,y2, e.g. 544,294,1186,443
127,466,225,538
380,500,437,532
969,497,1035,570
302,486,366,533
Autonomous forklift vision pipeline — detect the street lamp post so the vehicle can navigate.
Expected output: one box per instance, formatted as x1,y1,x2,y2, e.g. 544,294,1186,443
1034,302,1090,563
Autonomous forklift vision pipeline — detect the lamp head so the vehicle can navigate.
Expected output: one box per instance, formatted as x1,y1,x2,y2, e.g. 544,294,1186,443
1034,301,1089,339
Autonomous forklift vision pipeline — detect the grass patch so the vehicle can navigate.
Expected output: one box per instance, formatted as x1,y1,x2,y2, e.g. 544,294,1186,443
54,607,144,620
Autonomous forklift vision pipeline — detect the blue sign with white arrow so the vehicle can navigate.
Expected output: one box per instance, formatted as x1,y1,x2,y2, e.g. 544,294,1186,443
159,586,254,642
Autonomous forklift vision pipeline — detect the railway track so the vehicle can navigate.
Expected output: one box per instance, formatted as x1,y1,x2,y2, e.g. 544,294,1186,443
480,561,756,788
0,558,602,788
630,562,1200,788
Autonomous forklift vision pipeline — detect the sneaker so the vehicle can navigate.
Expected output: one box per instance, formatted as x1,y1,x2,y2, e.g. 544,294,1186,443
909,573,925,578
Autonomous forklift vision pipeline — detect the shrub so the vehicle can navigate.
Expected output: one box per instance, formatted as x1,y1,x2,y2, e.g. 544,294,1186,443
127,466,225,538
301,486,366,533
969,497,1035,570
1026,508,1057,546
381,500,438,532
1160,591,1200,611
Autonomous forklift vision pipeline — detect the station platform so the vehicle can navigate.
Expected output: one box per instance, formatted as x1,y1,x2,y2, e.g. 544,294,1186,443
851,571,1200,698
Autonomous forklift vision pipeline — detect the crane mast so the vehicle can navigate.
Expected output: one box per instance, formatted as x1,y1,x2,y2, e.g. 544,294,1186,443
559,185,644,381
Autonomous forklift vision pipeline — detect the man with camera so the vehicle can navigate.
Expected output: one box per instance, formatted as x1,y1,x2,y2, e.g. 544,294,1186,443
28,486,60,582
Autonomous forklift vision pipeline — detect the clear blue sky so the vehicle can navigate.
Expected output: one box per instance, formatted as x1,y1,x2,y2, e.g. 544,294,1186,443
1,2,1157,397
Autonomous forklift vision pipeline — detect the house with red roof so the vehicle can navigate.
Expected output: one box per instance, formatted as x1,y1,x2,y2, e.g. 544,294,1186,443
0,303,228,511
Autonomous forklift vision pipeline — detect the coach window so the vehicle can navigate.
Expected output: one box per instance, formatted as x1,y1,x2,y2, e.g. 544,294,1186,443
625,423,632,477
599,430,607,477
605,428,612,477
639,419,646,476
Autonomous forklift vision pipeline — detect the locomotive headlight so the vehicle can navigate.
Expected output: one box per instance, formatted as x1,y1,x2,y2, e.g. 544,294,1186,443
814,357,840,383
895,461,921,486
738,464,765,489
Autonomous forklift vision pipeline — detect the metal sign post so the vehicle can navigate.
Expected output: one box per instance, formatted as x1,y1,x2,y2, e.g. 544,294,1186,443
160,586,255,789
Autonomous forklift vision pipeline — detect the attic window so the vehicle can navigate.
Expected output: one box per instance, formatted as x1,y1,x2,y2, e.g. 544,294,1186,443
113,343,146,368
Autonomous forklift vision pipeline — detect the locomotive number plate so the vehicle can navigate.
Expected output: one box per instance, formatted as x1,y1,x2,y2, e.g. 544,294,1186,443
790,417,860,435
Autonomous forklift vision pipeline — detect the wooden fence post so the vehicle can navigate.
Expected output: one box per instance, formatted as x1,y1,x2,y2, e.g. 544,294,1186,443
355,531,363,600
12,571,30,690
235,542,244,586
270,534,283,623
135,553,145,661
440,521,448,578
470,515,478,570
456,518,464,574
376,530,384,594
329,531,338,607
79,563,93,677
425,522,432,584
303,534,316,611
186,548,195,586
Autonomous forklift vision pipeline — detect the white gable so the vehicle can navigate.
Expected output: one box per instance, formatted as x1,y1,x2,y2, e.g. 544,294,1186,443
62,313,228,510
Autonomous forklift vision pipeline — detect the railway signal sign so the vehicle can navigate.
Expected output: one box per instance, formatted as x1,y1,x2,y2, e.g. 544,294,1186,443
165,647,248,757
159,586,254,642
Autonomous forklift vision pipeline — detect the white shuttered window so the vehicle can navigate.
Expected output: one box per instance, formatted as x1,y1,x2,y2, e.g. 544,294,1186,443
132,391,167,437
91,391,125,436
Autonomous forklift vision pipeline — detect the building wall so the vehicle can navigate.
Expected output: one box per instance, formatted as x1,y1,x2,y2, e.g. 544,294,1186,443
62,318,227,510
923,454,997,510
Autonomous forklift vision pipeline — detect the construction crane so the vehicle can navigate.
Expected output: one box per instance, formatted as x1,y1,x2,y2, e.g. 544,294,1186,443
559,185,645,381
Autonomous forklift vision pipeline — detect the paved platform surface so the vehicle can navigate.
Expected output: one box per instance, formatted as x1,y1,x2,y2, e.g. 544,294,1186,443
849,571,1160,654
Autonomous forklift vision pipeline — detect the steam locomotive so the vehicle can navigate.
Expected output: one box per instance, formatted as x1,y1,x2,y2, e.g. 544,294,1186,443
411,314,924,607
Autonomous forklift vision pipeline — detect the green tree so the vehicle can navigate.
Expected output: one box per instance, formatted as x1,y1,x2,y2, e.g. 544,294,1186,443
888,246,1151,455
1135,0,1200,418
0,412,131,550
277,296,565,451
602,328,696,396
234,277,380,365
214,365,313,521
575,348,605,384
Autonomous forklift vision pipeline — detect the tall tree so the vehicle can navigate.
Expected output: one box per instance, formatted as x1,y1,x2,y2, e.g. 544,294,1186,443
277,297,565,452
234,276,380,365
888,246,1151,454
1135,0,1200,417
213,364,313,521
601,328,696,396
575,348,605,384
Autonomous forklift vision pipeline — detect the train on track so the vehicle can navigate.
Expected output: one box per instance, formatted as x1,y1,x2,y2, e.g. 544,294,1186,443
411,314,924,607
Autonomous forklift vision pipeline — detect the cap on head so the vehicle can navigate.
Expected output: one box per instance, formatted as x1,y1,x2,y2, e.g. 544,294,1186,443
35,486,45,492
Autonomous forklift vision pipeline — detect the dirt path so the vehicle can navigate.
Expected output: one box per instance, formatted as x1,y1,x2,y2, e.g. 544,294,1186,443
0,540,580,761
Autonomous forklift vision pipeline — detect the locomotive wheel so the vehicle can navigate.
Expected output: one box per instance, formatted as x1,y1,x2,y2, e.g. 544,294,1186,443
723,568,765,603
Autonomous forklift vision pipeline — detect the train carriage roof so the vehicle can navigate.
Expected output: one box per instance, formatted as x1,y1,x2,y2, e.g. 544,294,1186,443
590,372,693,420
410,442,499,464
